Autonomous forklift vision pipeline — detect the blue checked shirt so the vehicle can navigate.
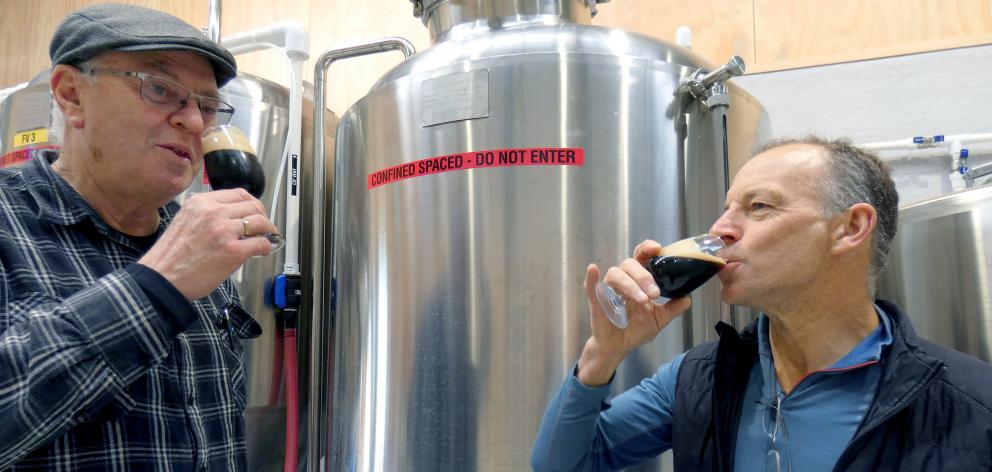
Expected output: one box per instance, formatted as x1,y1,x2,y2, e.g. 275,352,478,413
0,152,261,471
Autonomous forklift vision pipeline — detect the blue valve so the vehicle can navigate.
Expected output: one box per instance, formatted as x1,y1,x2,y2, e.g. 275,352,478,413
274,275,287,309
272,274,302,310
912,135,945,146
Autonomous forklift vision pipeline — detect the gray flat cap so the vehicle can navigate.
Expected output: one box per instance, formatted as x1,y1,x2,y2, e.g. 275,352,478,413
50,3,238,86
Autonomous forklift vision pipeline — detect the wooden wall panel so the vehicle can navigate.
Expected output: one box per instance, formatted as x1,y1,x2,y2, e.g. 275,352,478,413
0,0,208,87
753,0,992,71
3,1,991,110
305,0,429,115
0,0,428,115
218,0,310,88
592,0,755,70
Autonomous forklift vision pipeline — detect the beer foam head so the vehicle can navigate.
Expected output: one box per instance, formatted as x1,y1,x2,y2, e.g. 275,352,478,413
202,125,255,154
662,238,726,265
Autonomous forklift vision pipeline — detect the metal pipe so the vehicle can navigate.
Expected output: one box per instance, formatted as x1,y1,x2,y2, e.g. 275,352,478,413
698,56,745,89
677,55,745,102
964,162,992,188
221,21,309,58
308,37,416,472
860,132,992,153
207,0,221,43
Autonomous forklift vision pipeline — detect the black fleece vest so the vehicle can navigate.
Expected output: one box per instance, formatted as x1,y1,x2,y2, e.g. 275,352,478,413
668,301,992,472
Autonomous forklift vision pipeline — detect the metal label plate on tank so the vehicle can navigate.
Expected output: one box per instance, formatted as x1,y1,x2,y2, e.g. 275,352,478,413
10,89,52,134
421,70,490,127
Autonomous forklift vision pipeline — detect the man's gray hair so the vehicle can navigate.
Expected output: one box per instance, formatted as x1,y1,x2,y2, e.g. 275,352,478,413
759,136,899,292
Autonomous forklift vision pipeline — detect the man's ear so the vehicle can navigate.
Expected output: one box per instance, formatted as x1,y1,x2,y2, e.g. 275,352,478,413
830,203,876,256
50,64,86,129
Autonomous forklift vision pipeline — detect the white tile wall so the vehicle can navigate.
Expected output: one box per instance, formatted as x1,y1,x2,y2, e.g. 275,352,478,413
734,44,992,206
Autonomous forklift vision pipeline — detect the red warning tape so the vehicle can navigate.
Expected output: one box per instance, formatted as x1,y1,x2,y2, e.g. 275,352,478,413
1,145,61,168
367,147,584,190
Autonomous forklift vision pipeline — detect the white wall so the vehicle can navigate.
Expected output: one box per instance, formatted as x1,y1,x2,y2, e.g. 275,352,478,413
734,44,992,206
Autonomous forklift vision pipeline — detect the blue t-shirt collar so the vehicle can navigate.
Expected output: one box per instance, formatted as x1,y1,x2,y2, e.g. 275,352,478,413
756,304,894,396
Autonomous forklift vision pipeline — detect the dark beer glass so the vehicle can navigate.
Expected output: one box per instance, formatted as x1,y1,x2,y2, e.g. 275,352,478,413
595,233,725,329
202,125,285,252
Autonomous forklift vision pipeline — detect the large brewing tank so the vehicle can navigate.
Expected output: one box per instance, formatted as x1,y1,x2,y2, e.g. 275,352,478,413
877,184,992,363
0,72,57,166
321,1,769,470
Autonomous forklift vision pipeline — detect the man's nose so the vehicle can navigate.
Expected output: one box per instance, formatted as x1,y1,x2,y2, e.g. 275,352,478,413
169,99,205,133
709,210,740,246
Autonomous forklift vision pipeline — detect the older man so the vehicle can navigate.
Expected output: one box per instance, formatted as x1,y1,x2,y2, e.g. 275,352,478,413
0,4,279,470
532,137,992,471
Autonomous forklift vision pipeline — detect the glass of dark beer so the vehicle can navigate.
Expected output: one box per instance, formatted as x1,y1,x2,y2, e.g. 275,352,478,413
202,125,285,252
595,233,725,329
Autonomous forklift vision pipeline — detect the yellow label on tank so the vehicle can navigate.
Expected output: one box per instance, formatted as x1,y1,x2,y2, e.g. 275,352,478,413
12,129,48,149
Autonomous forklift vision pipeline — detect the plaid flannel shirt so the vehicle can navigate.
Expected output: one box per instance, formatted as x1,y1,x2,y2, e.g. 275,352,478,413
0,153,261,471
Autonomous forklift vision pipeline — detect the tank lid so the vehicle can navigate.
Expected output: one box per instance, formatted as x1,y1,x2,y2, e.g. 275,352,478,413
412,0,609,43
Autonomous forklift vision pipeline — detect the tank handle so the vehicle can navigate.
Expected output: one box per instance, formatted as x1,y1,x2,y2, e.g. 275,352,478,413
308,36,416,470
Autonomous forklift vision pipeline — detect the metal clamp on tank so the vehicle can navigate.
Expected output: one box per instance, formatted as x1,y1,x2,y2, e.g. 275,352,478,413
676,55,746,110
585,0,612,17
963,161,992,188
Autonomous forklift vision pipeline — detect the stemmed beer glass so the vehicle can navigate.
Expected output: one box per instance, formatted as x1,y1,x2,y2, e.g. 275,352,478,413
594,233,726,329
201,125,285,252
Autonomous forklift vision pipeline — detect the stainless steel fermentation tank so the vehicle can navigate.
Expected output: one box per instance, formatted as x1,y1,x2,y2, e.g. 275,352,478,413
878,185,992,363
0,72,57,165
312,1,770,470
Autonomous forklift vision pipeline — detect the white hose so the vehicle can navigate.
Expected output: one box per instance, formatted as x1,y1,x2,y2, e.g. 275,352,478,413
245,42,294,225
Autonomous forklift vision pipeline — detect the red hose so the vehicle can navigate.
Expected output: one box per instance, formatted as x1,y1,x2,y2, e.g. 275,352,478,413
284,328,299,472
268,326,284,405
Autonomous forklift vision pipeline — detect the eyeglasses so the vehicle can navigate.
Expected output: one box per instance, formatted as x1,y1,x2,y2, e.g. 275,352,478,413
81,67,235,126
758,395,792,472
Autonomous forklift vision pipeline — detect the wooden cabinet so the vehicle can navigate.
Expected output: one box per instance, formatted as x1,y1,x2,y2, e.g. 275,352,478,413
592,0,992,72
752,0,992,71
592,0,756,68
